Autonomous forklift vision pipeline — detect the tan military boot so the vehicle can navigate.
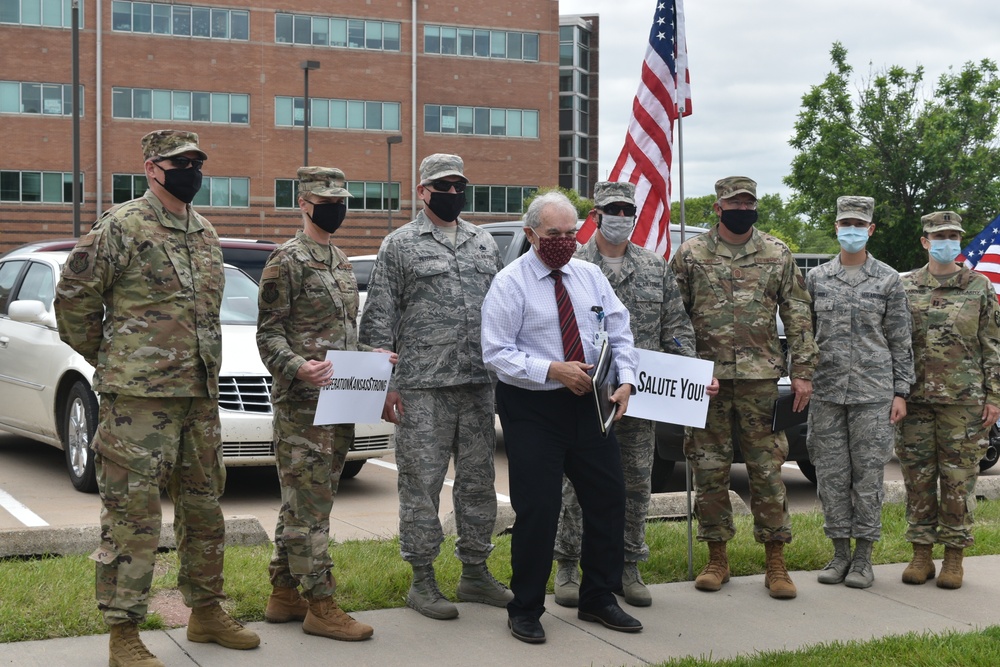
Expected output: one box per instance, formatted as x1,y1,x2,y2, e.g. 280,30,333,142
264,586,309,623
108,622,164,667
186,603,261,650
554,560,581,607
302,596,374,641
764,541,797,599
620,562,652,607
407,564,459,620
936,547,964,589
901,543,936,585
694,541,730,592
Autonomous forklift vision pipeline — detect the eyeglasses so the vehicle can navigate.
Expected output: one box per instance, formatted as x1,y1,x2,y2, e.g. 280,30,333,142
723,199,757,210
426,179,467,193
602,203,636,217
156,156,204,170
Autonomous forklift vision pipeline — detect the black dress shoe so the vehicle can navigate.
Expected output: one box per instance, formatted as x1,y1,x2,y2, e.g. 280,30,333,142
577,603,642,633
508,616,546,644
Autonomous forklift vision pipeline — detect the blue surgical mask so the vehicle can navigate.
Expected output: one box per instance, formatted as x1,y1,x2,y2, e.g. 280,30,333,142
836,226,869,254
929,239,962,265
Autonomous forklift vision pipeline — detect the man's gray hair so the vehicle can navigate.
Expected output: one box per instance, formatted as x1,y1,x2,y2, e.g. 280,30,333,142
523,191,577,229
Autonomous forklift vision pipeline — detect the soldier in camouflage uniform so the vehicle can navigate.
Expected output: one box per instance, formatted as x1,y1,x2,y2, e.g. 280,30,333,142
805,196,914,590
553,181,709,609
897,211,1000,590
669,176,818,600
257,166,397,641
54,130,259,667
358,153,510,620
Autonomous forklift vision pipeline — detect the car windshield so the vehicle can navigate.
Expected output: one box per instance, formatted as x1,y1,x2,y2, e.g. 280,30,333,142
221,266,259,324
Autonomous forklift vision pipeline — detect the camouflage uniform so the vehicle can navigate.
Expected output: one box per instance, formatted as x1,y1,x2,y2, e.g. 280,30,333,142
54,130,227,625
555,234,697,563
670,212,817,544
256,167,367,598
898,217,1000,547
806,248,914,541
359,203,503,566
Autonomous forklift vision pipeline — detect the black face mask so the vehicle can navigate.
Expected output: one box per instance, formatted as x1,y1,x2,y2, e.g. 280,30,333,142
308,202,347,234
154,163,202,204
426,191,466,223
720,209,757,235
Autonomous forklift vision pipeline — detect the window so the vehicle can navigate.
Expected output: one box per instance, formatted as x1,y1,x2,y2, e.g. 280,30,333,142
463,185,536,215
16,262,55,310
276,179,398,210
109,1,246,40
112,174,148,203
275,96,399,131
1,0,81,26
1,81,82,116
112,87,249,124
0,170,81,203
424,105,538,138
424,25,538,62
275,13,400,51
191,176,250,208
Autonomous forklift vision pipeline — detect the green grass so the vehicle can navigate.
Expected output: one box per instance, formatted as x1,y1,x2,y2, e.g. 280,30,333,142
4,499,1000,656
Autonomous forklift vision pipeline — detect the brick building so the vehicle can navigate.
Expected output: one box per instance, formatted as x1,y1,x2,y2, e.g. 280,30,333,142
0,0,574,256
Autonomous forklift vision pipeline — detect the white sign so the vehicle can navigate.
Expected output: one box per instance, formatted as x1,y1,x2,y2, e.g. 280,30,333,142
313,351,393,425
627,349,714,429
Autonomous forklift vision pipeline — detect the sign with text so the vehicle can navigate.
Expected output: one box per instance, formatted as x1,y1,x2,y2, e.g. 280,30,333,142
627,349,714,429
313,351,393,425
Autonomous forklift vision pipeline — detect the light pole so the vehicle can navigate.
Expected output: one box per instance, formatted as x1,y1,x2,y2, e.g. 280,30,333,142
300,60,320,166
71,0,80,236
386,135,403,233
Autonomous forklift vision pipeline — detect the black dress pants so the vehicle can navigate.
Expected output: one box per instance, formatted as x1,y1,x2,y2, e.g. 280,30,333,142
496,381,626,621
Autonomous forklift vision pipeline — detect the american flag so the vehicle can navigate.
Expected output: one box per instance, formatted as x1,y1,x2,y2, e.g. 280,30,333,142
960,213,1000,295
577,0,692,257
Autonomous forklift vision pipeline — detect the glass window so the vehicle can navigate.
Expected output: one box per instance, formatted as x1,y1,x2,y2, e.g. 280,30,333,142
559,108,572,132
364,182,381,210
211,8,227,39
111,87,130,117
329,99,346,128
21,171,41,202
275,179,295,208
173,90,191,120
275,96,292,126
440,105,456,133
383,102,399,131
192,185,210,207
474,29,489,57
578,26,590,48
293,14,309,44
490,108,505,136
440,26,456,55
579,72,589,95
474,107,489,135
347,19,363,47
346,181,364,210
191,91,209,121
383,22,400,51
424,25,439,54
507,32,522,60
229,92,248,123
329,18,346,46
507,109,521,137
365,20,381,49
132,2,150,33
578,45,589,70
388,182,399,211
0,0,20,23
274,13,291,43
112,174,132,203
191,7,209,37
559,73,572,93
21,0,39,24
231,178,249,207
132,88,151,119
457,106,473,134
0,81,18,113
292,96,303,126
41,84,61,114
310,98,328,127
424,105,440,133
473,185,489,213
559,43,573,67
506,187,522,213
231,10,248,40
365,101,382,130
111,0,129,30
17,262,56,309
211,178,229,206
347,100,364,129
458,28,473,56
490,31,506,58
311,16,327,45
42,171,62,202
172,5,189,35
523,110,538,138
523,33,538,61
490,186,506,213
210,92,228,123
559,25,573,41
151,4,169,34
40,0,60,25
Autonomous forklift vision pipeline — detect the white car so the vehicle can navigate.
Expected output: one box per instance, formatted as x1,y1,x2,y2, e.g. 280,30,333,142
0,249,393,492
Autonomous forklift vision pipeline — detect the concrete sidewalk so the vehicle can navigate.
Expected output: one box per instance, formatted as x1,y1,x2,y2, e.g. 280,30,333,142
3,556,1000,666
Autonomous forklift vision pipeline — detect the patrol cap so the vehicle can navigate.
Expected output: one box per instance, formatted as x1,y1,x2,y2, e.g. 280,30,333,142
836,196,874,223
921,210,965,234
715,176,756,200
141,129,208,160
297,166,352,198
593,181,636,207
419,153,467,183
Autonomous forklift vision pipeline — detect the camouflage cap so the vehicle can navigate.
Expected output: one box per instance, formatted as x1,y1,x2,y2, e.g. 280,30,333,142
921,210,965,234
297,166,352,198
419,153,467,183
141,129,208,160
593,181,636,207
715,176,756,200
836,196,875,223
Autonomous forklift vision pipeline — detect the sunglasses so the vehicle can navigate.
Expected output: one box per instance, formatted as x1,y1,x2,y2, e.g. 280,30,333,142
426,179,467,193
156,156,204,170
603,203,636,217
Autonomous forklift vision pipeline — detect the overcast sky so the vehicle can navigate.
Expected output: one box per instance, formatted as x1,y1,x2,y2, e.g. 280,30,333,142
559,0,1000,202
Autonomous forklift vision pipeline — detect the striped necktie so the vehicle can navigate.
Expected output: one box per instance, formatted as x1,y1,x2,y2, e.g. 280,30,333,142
550,270,585,363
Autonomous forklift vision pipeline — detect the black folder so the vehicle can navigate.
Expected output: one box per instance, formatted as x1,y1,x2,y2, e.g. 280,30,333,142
591,338,617,436
772,393,809,433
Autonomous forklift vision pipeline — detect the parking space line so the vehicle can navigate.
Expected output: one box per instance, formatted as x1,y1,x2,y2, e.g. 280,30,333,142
367,458,511,504
0,488,48,527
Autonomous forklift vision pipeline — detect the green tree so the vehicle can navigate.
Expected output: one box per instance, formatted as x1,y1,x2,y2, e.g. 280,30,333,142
785,43,1000,270
522,186,593,219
